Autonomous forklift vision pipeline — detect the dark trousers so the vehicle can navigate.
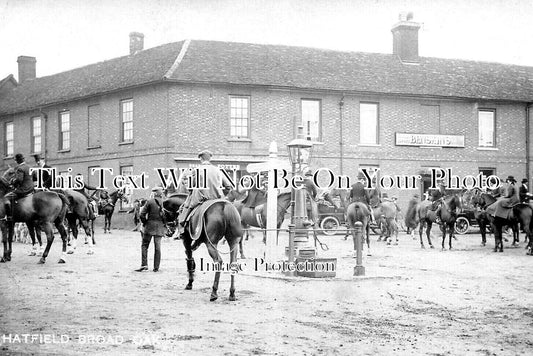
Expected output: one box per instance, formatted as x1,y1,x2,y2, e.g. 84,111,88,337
141,234,162,269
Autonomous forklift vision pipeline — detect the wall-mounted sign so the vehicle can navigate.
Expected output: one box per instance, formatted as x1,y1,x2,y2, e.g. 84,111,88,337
395,133,465,147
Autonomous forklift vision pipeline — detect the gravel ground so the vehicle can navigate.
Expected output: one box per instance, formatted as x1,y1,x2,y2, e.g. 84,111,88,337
1,226,532,355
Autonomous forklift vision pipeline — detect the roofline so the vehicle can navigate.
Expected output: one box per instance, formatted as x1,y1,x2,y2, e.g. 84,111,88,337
1,77,531,117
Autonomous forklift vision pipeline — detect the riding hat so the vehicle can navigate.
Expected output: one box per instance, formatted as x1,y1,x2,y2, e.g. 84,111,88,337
198,150,213,160
14,153,24,163
33,154,43,163
506,175,516,183
522,178,528,183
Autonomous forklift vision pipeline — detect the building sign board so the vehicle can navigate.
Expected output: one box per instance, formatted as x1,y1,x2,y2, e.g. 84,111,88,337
395,133,465,147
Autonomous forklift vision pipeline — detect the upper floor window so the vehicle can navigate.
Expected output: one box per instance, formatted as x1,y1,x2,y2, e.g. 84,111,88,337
59,111,70,151
120,99,133,142
31,117,42,153
360,102,379,145
301,99,321,141
229,96,250,138
5,122,13,157
478,109,495,147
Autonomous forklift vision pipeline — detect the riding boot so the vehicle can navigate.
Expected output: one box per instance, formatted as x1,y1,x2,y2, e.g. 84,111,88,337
435,207,442,225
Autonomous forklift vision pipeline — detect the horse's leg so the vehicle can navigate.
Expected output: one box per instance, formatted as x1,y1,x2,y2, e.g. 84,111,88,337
449,223,453,250
426,221,434,248
91,219,96,245
38,222,56,264
27,223,38,256
479,218,487,246
365,223,372,256
182,233,195,290
419,221,425,248
229,238,239,301
239,235,246,259
492,222,501,252
205,242,222,302
0,221,8,262
55,218,68,263
66,215,77,254
79,218,94,255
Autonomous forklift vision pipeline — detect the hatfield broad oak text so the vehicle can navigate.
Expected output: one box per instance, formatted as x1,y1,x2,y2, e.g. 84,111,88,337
31,167,502,191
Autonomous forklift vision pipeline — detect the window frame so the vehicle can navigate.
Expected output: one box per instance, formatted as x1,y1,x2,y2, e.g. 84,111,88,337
478,109,496,147
59,110,70,151
31,116,42,154
120,99,134,143
359,102,380,145
229,95,251,139
5,121,14,157
301,98,322,141
119,165,134,210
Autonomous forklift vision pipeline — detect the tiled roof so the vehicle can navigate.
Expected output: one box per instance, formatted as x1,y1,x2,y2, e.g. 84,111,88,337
2,39,533,115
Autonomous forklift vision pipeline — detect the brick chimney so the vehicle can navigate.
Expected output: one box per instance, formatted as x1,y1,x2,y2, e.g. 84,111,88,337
129,32,144,55
391,12,421,62
17,56,36,83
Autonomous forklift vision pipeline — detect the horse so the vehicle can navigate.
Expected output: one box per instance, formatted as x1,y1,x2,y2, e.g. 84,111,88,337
64,190,95,254
373,201,400,245
232,191,293,258
472,192,532,253
0,172,69,264
161,196,243,301
99,188,127,233
416,195,462,250
345,202,371,256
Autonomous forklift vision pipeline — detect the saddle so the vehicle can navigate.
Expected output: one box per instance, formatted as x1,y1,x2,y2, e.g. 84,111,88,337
187,199,228,241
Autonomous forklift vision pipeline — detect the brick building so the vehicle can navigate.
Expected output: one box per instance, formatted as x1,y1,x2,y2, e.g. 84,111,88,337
1,15,532,212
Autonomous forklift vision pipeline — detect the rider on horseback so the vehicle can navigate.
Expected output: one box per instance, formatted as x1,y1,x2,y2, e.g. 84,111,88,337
430,181,447,224
73,173,100,219
32,154,53,190
5,153,34,220
178,150,233,237
349,173,376,224
491,176,520,219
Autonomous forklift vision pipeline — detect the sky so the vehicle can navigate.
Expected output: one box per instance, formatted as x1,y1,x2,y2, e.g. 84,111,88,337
1,0,533,81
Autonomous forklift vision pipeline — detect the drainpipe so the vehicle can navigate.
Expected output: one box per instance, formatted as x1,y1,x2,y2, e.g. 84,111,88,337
39,108,48,159
526,103,531,185
339,95,345,175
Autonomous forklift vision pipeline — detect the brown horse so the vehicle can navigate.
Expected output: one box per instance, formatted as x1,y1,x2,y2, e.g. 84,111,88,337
416,195,462,250
161,196,243,301
99,188,127,233
473,192,532,253
346,202,371,256
373,201,400,245
64,190,95,254
0,173,69,264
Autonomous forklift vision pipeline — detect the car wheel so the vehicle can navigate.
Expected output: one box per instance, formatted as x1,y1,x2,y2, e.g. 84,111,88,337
455,216,470,235
320,216,340,235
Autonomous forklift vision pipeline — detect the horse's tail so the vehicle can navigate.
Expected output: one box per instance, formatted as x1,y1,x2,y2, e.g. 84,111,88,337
224,202,243,240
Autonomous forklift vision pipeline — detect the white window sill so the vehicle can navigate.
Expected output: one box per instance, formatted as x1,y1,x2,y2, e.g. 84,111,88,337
476,147,498,151
358,143,381,147
227,138,252,142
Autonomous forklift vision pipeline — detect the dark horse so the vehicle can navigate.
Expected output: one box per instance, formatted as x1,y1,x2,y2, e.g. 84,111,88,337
0,173,69,264
473,192,532,253
64,190,95,254
99,188,127,234
413,195,462,250
162,196,243,301
346,202,371,256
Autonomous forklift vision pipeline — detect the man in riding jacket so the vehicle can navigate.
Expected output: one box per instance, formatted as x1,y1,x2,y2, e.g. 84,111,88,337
136,186,166,272
32,154,53,189
5,153,35,220
430,181,447,224
178,150,233,230
519,178,532,203
492,176,520,219
349,174,375,224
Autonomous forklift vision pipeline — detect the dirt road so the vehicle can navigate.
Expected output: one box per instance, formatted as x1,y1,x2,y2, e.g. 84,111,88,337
1,228,532,355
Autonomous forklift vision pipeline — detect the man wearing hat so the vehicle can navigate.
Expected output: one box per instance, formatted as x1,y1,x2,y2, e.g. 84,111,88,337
349,173,375,224
492,175,520,219
178,150,232,229
32,154,53,189
429,181,447,224
519,178,532,203
136,186,166,272
5,154,35,220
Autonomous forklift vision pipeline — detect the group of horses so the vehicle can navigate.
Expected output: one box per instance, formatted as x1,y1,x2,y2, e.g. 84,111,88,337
3,164,533,303
404,188,533,254
0,168,127,264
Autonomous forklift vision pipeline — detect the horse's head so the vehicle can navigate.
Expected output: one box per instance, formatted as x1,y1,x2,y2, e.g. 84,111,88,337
2,167,15,181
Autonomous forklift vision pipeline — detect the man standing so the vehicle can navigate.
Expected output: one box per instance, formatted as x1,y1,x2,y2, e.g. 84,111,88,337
32,154,53,189
178,150,232,229
519,178,532,203
136,186,166,272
